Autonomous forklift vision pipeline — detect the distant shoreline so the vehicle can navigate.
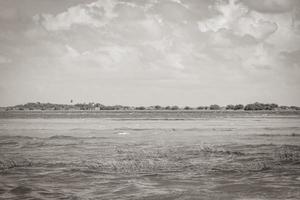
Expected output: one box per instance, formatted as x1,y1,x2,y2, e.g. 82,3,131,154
1,102,299,112
1,109,300,112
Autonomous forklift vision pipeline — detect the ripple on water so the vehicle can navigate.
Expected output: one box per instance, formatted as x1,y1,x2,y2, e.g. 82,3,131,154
10,186,32,195
0,158,32,171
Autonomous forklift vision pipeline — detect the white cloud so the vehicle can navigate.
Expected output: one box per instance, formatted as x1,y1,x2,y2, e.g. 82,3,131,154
198,0,247,32
198,0,278,41
65,45,80,58
63,43,139,72
265,12,300,51
35,0,118,31
195,0,300,75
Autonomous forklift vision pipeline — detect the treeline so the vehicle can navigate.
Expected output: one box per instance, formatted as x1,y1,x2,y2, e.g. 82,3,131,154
4,102,300,111
225,103,299,111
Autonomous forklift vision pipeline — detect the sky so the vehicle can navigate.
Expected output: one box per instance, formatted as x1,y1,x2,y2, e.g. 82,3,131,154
0,0,300,107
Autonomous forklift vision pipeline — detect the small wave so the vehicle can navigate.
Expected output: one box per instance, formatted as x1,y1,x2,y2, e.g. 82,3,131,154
0,141,19,146
49,135,78,140
0,159,32,171
198,146,246,156
210,145,300,174
208,159,273,174
212,128,235,131
112,118,196,121
114,128,153,131
273,145,300,162
0,135,34,140
47,135,108,140
86,159,186,174
257,133,300,137
10,186,32,195
263,127,300,131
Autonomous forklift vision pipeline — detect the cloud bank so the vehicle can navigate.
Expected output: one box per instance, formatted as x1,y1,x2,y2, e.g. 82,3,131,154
0,0,299,106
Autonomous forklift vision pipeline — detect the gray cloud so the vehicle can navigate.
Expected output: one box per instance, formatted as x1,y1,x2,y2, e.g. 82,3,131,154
241,0,297,13
280,49,300,67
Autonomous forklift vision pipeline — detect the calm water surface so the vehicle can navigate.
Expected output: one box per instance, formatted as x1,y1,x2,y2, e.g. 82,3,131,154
0,111,300,199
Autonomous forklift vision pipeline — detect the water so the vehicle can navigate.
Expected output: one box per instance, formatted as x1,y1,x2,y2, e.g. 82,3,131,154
0,111,300,199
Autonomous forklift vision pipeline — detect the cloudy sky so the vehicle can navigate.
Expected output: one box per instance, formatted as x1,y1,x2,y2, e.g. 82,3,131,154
0,0,300,106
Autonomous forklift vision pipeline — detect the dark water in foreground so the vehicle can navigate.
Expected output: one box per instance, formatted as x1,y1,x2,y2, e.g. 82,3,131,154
0,111,300,200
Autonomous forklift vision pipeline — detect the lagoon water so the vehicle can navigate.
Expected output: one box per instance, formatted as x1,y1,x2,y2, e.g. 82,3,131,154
0,111,300,199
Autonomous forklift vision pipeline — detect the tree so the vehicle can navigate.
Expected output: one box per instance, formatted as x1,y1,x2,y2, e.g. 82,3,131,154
210,104,220,110
290,106,300,110
154,105,162,110
184,106,192,110
234,104,244,110
270,103,278,109
226,105,235,110
279,106,288,110
171,106,179,110
165,106,171,110
197,106,205,110
244,102,278,110
135,106,146,110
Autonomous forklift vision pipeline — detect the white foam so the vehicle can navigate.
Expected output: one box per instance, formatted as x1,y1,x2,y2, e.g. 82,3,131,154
117,132,130,135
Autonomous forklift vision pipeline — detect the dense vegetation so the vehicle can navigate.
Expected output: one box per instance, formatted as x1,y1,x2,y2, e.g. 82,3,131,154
2,102,300,111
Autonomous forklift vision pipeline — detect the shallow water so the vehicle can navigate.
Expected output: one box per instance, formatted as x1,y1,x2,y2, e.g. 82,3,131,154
0,111,300,199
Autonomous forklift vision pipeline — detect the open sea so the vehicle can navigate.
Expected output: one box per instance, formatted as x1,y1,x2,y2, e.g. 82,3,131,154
0,110,300,200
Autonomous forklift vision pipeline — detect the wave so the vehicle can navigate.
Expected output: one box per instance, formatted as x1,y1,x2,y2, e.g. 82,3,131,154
10,186,32,195
0,135,108,141
48,135,79,140
2,145,299,175
0,141,19,146
199,146,245,156
0,135,35,140
210,145,300,174
263,127,300,131
256,133,300,137
0,158,32,171
113,127,236,132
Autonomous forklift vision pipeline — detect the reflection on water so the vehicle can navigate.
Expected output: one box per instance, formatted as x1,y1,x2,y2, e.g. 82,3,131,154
0,112,300,199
